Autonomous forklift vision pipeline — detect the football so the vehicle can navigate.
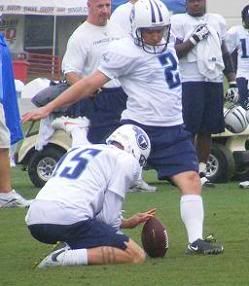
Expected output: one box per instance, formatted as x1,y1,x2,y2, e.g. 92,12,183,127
141,217,168,258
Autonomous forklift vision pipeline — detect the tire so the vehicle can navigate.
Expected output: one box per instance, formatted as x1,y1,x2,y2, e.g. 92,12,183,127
206,144,235,183
28,146,66,187
232,151,249,181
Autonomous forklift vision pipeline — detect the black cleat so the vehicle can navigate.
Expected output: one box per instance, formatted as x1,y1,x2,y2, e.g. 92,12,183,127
186,239,224,255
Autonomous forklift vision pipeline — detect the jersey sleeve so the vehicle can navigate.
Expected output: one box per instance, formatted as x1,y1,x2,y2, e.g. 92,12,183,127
225,26,239,54
215,14,227,41
170,14,185,42
107,154,140,199
98,41,137,79
95,191,123,230
61,34,87,75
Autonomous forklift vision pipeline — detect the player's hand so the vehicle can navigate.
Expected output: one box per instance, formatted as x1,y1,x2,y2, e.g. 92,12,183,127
224,81,239,103
22,106,51,122
124,208,156,229
190,24,209,45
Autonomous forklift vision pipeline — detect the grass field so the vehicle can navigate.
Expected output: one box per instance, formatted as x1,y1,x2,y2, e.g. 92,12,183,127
1,167,249,286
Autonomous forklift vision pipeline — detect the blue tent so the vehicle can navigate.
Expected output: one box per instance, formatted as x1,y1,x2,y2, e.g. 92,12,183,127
112,0,186,13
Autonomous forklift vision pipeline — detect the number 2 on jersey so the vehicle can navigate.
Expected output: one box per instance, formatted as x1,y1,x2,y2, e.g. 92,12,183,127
53,148,101,179
158,52,181,89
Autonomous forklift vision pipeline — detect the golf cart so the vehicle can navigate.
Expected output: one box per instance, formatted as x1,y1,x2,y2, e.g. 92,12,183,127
15,119,249,187
16,121,72,187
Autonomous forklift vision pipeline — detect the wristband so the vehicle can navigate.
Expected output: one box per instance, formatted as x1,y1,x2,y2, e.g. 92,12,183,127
189,36,197,46
229,81,237,88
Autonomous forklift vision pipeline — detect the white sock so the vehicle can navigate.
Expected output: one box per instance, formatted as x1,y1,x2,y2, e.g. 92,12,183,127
180,194,204,243
199,162,206,174
0,190,16,198
57,248,88,266
71,128,90,147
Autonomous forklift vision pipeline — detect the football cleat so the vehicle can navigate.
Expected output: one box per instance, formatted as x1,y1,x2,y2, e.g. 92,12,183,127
52,116,90,134
37,242,70,268
186,238,224,255
129,179,157,193
0,190,33,208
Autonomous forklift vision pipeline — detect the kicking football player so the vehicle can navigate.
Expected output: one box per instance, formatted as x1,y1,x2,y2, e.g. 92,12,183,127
23,0,223,255
26,124,156,267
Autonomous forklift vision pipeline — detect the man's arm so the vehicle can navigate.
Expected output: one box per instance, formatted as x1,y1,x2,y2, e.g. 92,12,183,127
22,70,109,122
175,24,210,59
175,38,196,59
121,208,156,229
221,40,236,82
222,40,240,103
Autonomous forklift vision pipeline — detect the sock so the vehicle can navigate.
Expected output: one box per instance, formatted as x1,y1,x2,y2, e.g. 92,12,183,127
57,248,88,266
180,194,204,243
71,127,90,147
0,190,15,198
199,162,206,174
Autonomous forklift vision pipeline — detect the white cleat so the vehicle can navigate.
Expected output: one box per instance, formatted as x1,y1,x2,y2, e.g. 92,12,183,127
38,243,70,268
52,116,90,134
129,179,157,193
0,190,33,208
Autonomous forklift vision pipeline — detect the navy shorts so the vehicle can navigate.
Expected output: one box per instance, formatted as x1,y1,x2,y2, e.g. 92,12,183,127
28,219,129,250
65,87,127,144
182,82,225,134
121,120,199,180
88,87,127,144
237,77,249,110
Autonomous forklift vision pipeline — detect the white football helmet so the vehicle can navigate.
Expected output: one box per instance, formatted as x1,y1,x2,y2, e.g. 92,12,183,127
106,124,151,167
130,0,171,54
224,105,248,133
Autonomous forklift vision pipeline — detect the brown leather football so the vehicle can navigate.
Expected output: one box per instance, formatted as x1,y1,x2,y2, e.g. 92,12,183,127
141,217,169,258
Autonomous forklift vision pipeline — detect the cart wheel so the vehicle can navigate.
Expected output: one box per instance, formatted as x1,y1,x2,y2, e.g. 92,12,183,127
206,144,235,183
28,146,66,187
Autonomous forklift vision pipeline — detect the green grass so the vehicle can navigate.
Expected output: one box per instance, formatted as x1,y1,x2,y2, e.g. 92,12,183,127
1,167,249,286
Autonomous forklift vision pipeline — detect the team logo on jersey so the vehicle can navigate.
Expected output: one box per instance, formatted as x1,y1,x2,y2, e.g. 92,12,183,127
133,126,149,150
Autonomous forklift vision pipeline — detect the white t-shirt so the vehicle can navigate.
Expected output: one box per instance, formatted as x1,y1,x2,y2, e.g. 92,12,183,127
171,13,227,82
98,37,183,126
61,20,124,88
25,144,140,228
110,2,133,36
226,25,249,80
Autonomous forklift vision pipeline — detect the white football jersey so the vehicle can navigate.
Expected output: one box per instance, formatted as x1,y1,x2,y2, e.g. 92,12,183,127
226,25,249,80
98,37,183,126
171,13,227,82
61,20,123,88
110,2,133,36
26,144,140,226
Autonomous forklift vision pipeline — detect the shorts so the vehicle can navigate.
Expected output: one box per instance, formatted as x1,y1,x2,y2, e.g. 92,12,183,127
88,87,127,144
182,82,225,134
28,219,129,250
237,77,249,110
121,120,199,180
0,103,10,148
